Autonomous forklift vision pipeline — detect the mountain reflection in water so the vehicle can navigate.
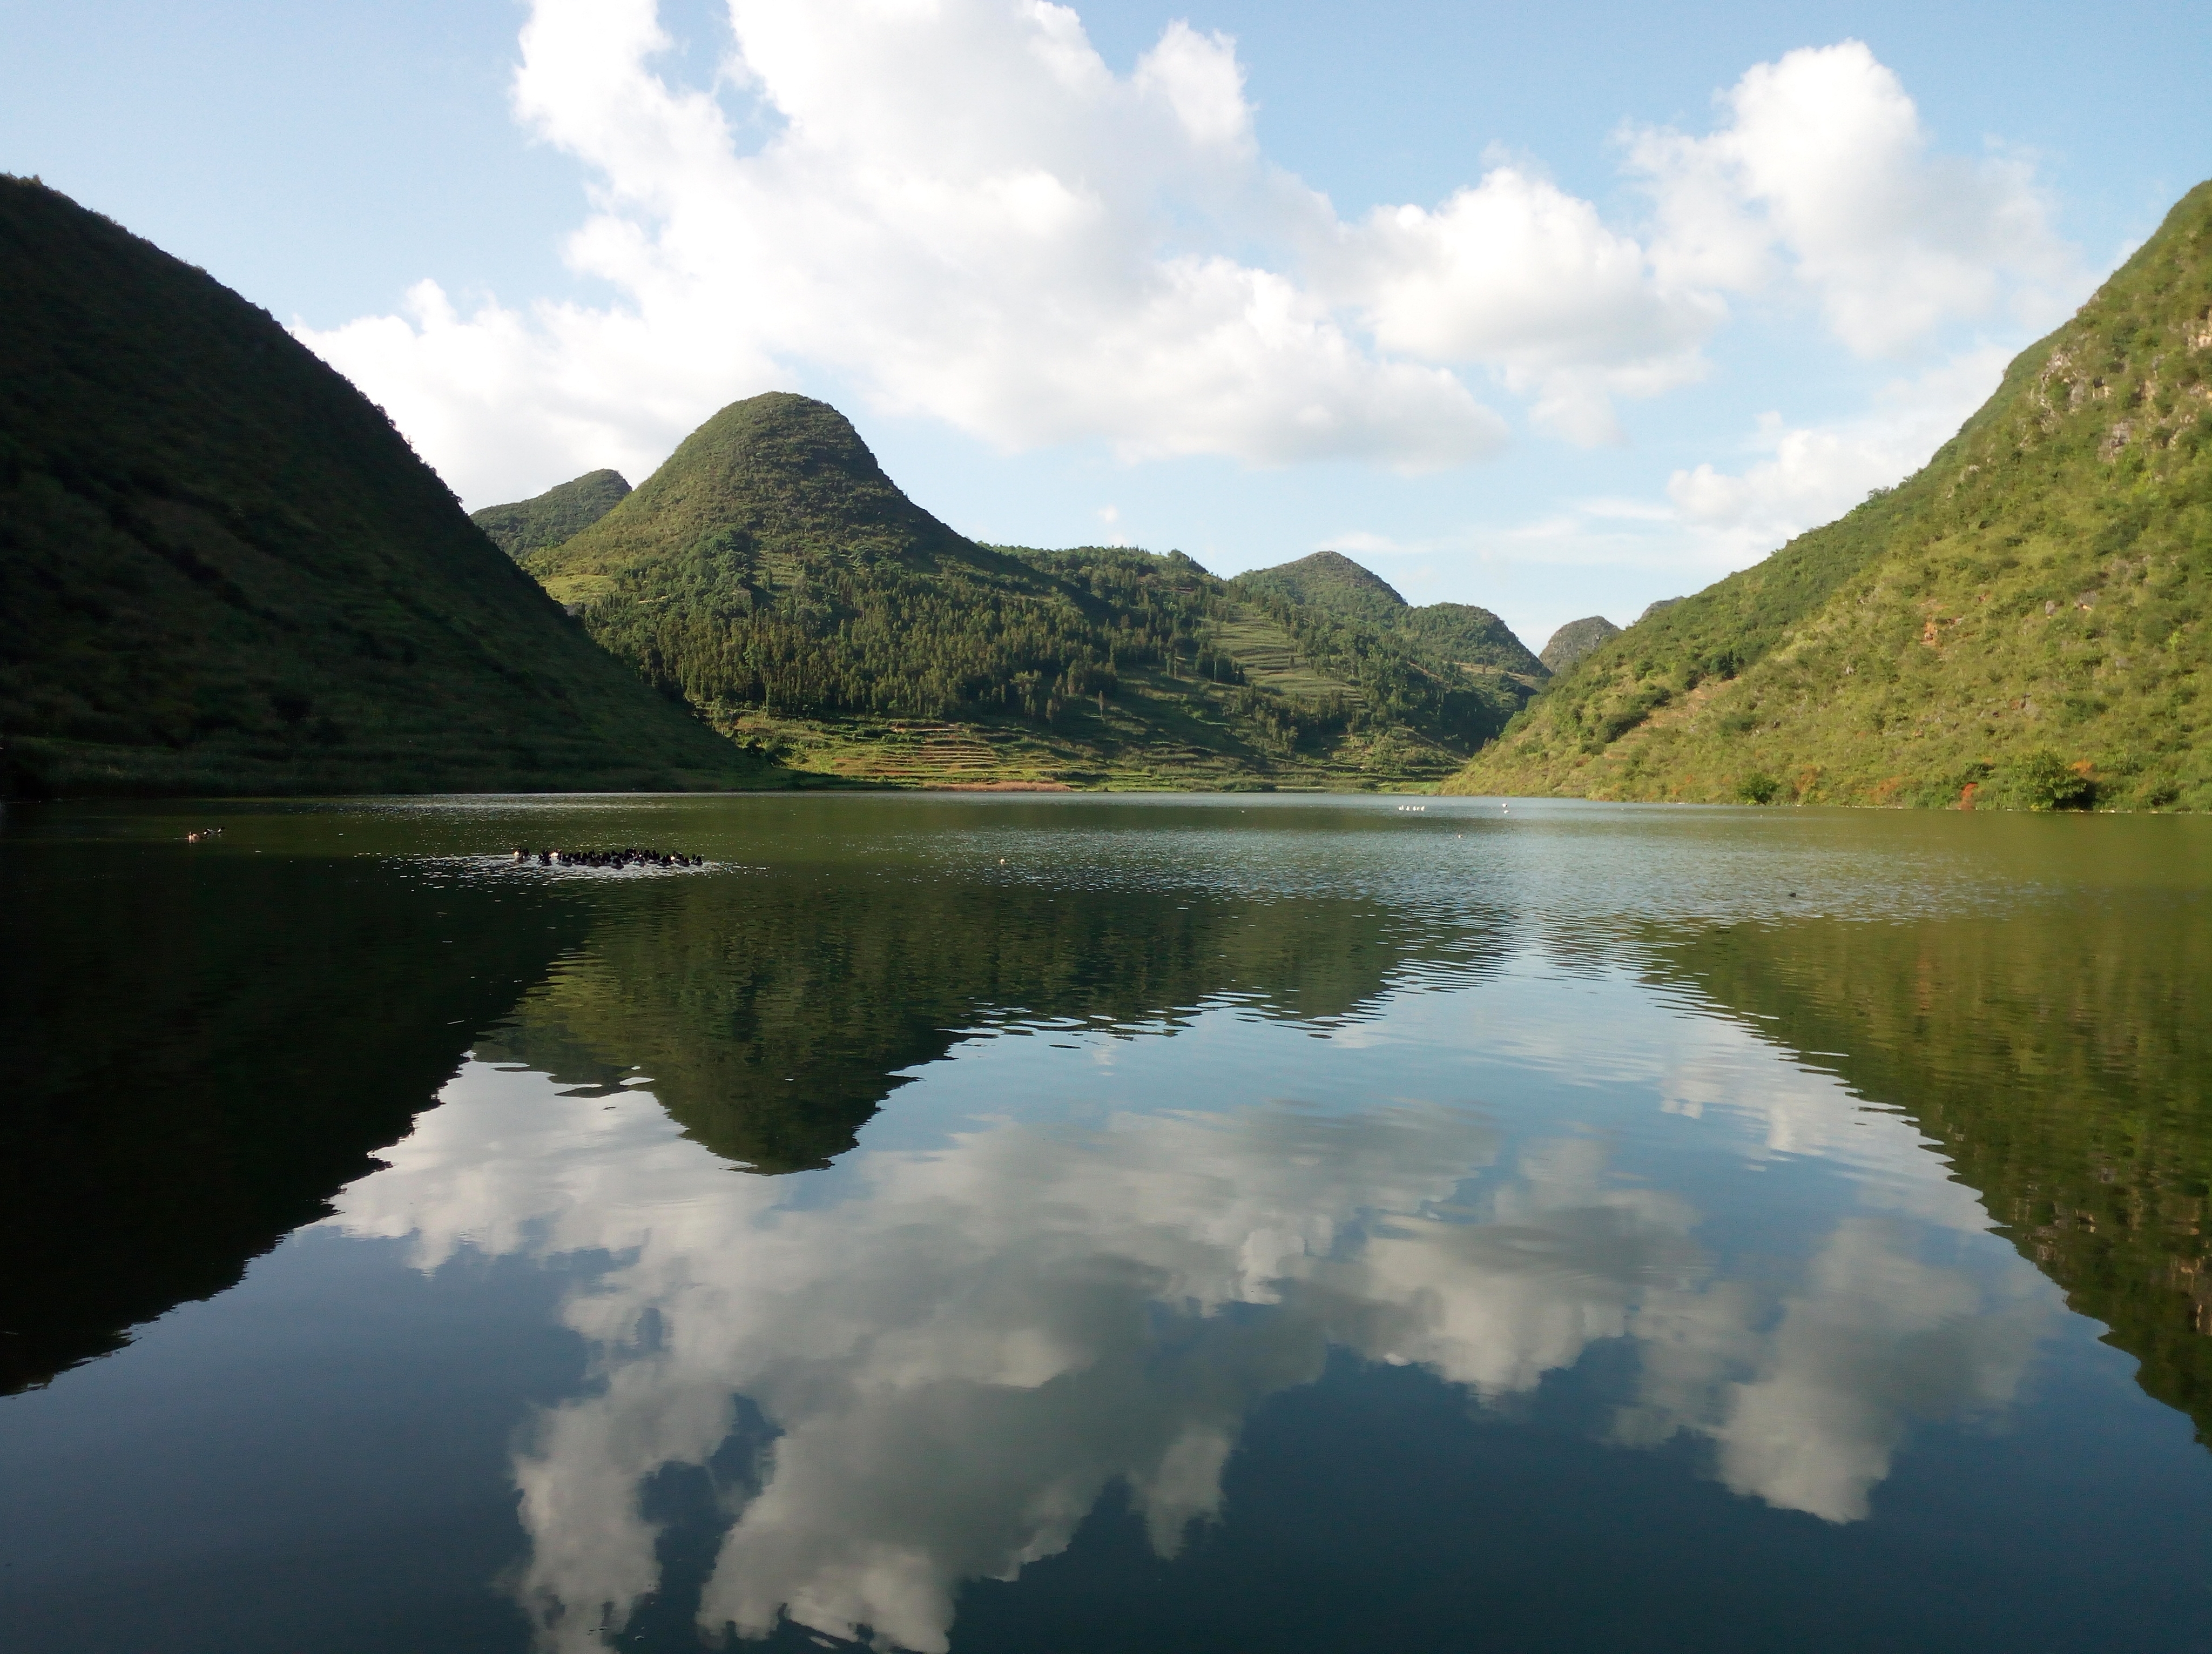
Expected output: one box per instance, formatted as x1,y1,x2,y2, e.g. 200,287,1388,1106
3,796,2210,1654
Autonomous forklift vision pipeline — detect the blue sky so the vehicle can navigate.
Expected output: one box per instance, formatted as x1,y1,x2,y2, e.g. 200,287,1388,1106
5,1,2207,650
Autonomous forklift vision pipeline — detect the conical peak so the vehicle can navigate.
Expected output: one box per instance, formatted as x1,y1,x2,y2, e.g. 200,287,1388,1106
667,392,888,487
559,391,969,569
1265,550,1408,606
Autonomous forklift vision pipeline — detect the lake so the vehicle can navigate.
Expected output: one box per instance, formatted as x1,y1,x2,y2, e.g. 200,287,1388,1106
4,792,2209,1653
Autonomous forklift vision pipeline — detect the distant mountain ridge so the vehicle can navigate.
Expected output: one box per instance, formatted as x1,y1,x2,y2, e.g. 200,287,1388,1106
0,176,764,796
522,393,1534,786
473,469,631,559
1449,178,2212,811
1232,550,1547,683
1232,550,1410,626
1540,616,1621,674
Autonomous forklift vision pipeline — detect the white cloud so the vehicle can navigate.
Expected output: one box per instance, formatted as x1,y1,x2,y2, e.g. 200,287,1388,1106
1629,41,2076,357
304,0,1509,503
1667,345,2013,567
1331,167,1723,444
295,1,2085,647
298,4,2073,510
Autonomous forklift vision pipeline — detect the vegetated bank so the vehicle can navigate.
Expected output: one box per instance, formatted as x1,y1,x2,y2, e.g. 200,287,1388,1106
1447,178,2212,811
0,177,775,797
515,392,1543,789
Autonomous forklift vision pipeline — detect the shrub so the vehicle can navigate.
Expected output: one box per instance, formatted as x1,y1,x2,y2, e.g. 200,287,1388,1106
1995,747,2095,811
1736,771,1781,804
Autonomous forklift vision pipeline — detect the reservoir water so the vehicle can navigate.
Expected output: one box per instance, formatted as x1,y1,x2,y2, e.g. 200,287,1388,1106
4,793,2209,1652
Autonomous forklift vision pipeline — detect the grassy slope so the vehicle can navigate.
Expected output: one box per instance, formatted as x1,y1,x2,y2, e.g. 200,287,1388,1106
1449,179,2212,810
528,394,1523,788
470,468,631,559
0,177,770,797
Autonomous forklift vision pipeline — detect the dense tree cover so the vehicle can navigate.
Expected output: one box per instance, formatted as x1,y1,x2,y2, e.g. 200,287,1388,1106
527,396,1527,775
1233,549,1547,678
1226,578,1529,749
0,177,760,796
470,468,630,559
1452,179,2212,811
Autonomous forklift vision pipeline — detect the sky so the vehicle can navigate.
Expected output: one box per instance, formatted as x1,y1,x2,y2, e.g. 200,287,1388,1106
5,1,2209,651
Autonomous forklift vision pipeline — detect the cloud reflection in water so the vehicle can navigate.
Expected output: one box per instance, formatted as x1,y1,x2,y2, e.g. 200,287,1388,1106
326,1031,2041,1652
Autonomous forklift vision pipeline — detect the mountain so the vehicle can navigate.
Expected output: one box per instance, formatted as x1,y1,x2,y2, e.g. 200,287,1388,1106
1232,549,1411,628
0,177,767,797
523,393,1530,787
1448,179,2212,811
471,468,630,559
1232,550,1547,682
1539,615,1621,673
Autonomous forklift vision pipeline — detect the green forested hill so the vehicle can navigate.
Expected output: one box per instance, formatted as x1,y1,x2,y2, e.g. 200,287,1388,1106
0,177,767,797
1449,179,2212,811
524,393,1530,786
1232,549,1547,682
470,468,630,559
1232,549,1411,629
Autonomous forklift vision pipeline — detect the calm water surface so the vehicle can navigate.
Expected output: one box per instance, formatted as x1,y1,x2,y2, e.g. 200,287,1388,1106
4,794,2210,1652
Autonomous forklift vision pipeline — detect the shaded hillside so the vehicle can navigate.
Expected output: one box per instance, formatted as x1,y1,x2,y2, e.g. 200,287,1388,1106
525,394,1527,787
1450,179,2212,810
1649,887,2212,1442
3,833,589,1391
1233,549,1547,682
0,177,764,797
1541,615,1620,674
470,468,630,559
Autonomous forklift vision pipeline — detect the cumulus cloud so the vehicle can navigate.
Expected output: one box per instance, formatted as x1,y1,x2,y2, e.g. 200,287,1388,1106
1329,167,1723,444
1628,41,2075,357
305,0,1512,503
297,3,2072,509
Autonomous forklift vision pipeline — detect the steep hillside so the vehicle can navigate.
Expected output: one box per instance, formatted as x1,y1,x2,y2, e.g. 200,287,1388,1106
526,394,1527,787
1450,179,2212,811
471,468,630,559
0,177,766,796
1540,616,1620,673
1233,549,1547,682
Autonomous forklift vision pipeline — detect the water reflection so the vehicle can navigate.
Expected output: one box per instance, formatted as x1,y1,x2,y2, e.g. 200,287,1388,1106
1647,899,2212,1440
8,797,2212,1654
328,1019,2045,1652
1,841,585,1390
476,868,1501,1172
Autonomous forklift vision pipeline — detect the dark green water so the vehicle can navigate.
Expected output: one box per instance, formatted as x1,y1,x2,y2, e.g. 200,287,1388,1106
4,794,2209,1653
